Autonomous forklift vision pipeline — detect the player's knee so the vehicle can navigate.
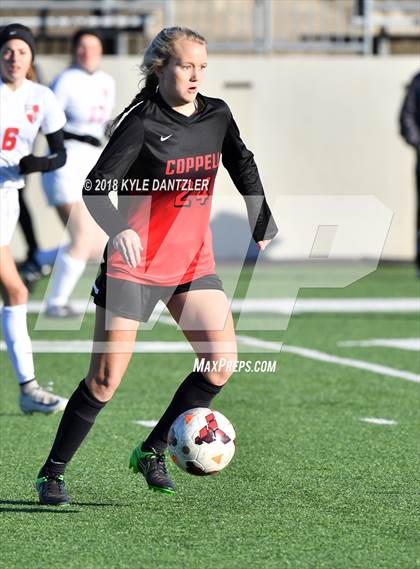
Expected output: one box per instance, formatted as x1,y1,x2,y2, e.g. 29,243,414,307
204,370,231,386
203,357,237,386
85,371,122,402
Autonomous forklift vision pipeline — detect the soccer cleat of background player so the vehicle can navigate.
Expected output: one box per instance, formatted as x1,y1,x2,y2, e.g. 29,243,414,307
0,23,68,414
20,381,68,414
44,303,79,318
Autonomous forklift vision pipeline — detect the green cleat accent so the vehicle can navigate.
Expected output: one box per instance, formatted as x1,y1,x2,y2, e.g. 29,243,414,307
128,448,142,474
129,444,176,495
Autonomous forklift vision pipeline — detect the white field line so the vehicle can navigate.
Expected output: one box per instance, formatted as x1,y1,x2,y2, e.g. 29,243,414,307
338,338,420,351
231,298,420,314
132,420,158,427
0,340,193,353
1,336,418,382
359,417,398,425
236,335,283,352
282,344,420,383
5,298,420,315
0,338,278,354
136,416,399,427
236,335,420,383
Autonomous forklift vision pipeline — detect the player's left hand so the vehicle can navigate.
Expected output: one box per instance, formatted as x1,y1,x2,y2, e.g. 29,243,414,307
257,240,272,251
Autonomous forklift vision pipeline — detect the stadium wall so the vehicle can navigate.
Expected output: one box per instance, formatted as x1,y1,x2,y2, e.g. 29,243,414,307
12,55,419,261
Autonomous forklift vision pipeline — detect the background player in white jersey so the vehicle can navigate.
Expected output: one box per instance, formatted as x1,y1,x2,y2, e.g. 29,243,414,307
42,29,115,317
0,23,68,414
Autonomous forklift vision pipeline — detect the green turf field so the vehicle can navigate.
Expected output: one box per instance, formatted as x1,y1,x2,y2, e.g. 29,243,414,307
1,263,419,568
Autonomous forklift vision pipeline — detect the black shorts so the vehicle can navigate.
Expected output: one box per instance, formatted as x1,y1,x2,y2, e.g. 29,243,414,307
91,270,224,322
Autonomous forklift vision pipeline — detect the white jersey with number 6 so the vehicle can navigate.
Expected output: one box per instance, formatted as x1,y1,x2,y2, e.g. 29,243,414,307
0,78,65,246
42,66,115,206
0,78,66,190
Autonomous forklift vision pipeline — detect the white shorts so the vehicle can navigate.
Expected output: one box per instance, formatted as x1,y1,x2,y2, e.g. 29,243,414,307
42,139,102,207
0,187,20,246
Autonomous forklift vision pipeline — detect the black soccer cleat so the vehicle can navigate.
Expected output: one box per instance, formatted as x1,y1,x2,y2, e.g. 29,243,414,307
36,472,70,506
129,443,176,495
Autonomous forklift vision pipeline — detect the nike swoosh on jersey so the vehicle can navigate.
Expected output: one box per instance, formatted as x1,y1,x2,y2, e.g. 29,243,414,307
160,134,173,141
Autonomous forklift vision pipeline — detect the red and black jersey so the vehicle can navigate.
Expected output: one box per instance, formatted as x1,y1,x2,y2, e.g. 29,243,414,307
84,91,277,286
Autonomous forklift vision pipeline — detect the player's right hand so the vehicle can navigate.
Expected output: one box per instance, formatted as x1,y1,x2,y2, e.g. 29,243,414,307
112,229,143,268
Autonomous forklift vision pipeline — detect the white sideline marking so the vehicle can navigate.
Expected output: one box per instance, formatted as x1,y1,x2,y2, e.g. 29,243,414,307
359,417,398,426
231,298,420,314
236,335,283,352
132,420,158,427
6,297,420,315
282,345,420,383
338,338,420,351
0,338,280,353
0,340,192,353
25,300,95,313
2,336,418,382
237,336,420,383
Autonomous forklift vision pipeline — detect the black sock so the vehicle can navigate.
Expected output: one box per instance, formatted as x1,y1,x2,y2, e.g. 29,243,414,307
40,379,107,476
42,459,66,477
143,372,222,453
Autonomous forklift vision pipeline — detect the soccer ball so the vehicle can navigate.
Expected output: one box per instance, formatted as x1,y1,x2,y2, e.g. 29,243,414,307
168,408,236,476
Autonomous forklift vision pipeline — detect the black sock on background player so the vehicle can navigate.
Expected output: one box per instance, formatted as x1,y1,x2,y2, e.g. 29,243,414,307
143,371,222,453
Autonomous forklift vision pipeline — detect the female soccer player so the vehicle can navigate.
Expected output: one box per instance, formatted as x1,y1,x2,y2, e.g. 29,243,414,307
0,24,68,414
42,29,115,317
36,26,277,505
